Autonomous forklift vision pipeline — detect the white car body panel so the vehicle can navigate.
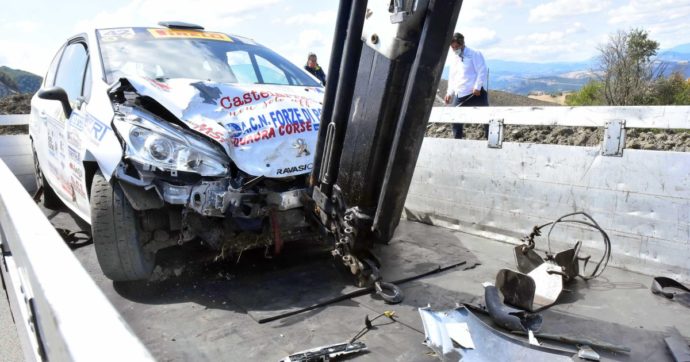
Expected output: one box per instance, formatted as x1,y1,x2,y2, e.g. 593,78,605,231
121,76,323,178
31,28,324,225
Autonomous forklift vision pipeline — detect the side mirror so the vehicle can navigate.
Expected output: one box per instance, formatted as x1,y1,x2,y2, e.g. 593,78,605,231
37,87,72,118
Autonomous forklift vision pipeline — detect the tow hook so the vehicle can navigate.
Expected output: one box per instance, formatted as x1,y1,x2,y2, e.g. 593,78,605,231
363,259,403,304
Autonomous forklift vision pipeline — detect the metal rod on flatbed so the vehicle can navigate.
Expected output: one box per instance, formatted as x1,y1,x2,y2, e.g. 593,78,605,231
257,261,467,324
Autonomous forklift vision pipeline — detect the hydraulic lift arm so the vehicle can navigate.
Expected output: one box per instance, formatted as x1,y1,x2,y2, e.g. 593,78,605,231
307,0,464,301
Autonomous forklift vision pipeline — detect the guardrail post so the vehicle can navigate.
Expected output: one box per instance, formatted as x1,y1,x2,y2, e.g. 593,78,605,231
487,119,504,149
601,119,626,157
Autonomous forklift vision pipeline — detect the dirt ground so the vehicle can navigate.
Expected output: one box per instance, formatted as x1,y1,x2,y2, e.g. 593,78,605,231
426,119,690,152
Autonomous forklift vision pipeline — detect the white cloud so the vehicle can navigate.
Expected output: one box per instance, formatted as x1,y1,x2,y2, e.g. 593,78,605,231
73,0,280,33
607,0,690,49
529,0,612,23
297,29,328,50
2,21,40,33
488,21,596,63
277,29,331,70
456,27,499,48
608,0,690,24
0,39,50,75
281,11,337,26
458,0,522,23
514,23,586,44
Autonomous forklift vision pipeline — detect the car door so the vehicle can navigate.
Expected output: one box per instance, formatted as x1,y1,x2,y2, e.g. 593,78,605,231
40,39,91,211
31,44,64,187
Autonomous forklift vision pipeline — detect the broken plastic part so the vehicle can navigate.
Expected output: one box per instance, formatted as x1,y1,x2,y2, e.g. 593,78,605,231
418,306,573,361
651,277,690,308
496,263,563,312
280,341,367,362
514,245,545,274
577,345,601,361
483,285,543,332
664,327,690,362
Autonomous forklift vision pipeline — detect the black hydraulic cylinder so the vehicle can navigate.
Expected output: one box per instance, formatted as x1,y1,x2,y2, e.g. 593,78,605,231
311,0,368,193
372,0,464,240
334,0,464,243
311,0,352,187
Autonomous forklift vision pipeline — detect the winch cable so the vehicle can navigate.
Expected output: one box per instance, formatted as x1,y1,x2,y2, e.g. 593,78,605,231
529,211,612,280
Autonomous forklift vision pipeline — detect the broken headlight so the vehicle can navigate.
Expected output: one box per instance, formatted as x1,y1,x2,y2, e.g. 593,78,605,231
113,111,228,177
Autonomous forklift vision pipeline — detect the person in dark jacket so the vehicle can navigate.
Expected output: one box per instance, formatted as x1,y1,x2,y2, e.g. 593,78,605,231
304,53,326,86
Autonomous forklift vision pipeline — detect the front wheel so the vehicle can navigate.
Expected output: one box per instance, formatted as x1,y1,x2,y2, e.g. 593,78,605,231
32,143,62,209
90,171,155,281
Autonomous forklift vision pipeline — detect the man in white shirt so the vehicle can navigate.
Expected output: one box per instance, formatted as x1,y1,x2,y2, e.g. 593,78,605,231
443,33,489,139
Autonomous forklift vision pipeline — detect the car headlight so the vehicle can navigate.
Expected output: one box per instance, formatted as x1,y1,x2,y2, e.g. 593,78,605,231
113,110,228,177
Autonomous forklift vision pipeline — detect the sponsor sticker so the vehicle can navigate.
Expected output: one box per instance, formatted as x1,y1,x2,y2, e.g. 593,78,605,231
276,163,313,175
99,28,136,42
148,29,233,42
67,146,80,162
67,131,81,149
88,117,111,143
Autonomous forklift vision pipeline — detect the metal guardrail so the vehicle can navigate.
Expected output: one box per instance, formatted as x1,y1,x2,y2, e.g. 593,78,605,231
6,106,690,128
0,114,30,126
0,160,153,361
409,105,690,282
429,105,690,129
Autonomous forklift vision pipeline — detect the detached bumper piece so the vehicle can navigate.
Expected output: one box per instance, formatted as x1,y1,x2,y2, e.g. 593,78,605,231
651,276,690,308
280,341,367,362
418,307,573,361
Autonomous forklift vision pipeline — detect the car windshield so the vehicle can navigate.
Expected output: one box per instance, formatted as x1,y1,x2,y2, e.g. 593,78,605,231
97,27,320,87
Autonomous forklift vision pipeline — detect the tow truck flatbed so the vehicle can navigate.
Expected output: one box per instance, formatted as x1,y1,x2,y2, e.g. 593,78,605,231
46,206,690,361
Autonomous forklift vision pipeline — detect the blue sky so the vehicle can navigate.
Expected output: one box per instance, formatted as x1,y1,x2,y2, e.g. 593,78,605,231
2,0,690,76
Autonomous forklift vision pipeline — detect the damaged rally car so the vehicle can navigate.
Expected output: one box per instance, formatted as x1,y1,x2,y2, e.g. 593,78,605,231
30,23,325,281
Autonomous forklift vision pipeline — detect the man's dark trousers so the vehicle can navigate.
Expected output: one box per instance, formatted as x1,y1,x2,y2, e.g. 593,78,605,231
452,88,489,139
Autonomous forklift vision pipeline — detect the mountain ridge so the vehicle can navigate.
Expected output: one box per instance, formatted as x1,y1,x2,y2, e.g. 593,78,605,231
443,42,690,95
0,66,42,97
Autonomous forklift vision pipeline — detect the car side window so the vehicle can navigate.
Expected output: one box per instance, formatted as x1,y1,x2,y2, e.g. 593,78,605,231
226,51,258,84
44,45,65,87
255,55,290,85
54,42,89,101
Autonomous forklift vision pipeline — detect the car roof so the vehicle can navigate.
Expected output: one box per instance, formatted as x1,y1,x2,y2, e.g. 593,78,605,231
94,26,258,45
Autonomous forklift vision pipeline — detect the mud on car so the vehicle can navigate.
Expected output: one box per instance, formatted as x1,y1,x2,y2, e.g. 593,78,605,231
30,23,324,281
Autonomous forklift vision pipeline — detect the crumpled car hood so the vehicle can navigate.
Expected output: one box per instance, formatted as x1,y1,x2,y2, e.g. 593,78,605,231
122,76,324,178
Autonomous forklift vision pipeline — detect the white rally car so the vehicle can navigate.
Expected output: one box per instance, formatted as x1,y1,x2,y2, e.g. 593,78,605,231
30,22,324,281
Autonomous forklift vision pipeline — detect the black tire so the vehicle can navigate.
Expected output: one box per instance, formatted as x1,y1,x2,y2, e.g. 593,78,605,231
32,143,63,209
90,171,155,281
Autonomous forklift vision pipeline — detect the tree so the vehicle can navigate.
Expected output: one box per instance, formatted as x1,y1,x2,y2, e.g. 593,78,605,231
650,72,690,105
565,80,605,106
597,28,664,105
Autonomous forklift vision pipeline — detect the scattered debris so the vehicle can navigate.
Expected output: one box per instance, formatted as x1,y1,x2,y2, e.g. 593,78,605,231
280,341,367,362
496,211,611,312
651,277,690,308
349,310,397,344
418,306,573,361
509,331,631,354
664,327,690,362
483,283,543,332
577,345,601,361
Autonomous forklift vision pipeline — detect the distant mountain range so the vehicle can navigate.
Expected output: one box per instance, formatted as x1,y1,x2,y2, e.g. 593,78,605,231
0,66,42,98
443,43,690,95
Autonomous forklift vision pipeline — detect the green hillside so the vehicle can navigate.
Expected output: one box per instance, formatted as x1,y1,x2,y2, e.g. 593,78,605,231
0,66,42,94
